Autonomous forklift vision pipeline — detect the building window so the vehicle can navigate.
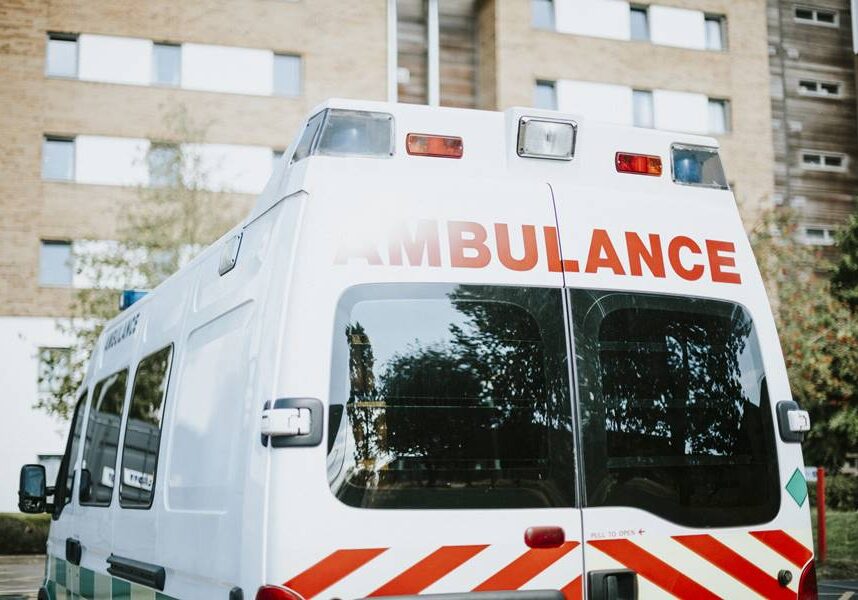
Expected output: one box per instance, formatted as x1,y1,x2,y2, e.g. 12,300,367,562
630,6,650,41
147,143,181,187
708,99,730,134
798,79,842,97
532,0,555,29
37,347,71,395
801,226,837,245
534,80,557,110
152,43,181,87
704,15,727,50
801,150,848,171
794,6,839,26
45,33,78,78
273,53,301,96
42,136,75,181
632,90,654,128
39,240,73,287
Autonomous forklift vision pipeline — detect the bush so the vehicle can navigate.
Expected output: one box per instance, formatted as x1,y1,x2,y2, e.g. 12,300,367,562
0,513,50,554
808,474,858,510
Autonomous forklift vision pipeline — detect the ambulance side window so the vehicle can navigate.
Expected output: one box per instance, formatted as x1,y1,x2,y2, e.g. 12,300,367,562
79,369,129,507
119,345,173,509
571,290,780,527
53,392,86,518
328,284,577,509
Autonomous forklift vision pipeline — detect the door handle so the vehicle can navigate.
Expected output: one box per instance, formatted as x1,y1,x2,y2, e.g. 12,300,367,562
65,538,82,566
588,569,637,600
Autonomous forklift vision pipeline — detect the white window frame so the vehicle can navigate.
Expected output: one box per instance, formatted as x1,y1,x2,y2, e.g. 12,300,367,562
799,149,849,172
799,225,837,246
794,5,839,27
151,42,182,87
797,78,843,98
534,80,558,110
42,135,76,182
38,240,74,287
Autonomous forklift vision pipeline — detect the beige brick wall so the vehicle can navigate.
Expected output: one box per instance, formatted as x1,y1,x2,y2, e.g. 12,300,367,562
0,0,388,317
490,0,776,228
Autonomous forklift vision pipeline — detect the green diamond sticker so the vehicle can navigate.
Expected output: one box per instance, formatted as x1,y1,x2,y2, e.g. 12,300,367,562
786,468,808,506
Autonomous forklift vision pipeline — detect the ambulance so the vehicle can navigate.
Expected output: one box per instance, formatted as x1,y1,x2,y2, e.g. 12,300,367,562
18,99,818,600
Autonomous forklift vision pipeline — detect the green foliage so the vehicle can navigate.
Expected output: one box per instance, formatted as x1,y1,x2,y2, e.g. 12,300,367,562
36,105,241,420
808,474,858,510
812,510,858,578
0,513,50,555
833,213,858,312
751,210,858,471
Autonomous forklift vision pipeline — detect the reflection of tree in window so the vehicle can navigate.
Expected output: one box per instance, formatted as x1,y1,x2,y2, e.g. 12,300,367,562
120,346,172,507
80,370,127,505
573,291,778,527
336,285,575,509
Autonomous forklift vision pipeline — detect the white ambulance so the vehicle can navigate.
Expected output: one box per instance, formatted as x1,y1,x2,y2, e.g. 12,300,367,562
19,99,818,600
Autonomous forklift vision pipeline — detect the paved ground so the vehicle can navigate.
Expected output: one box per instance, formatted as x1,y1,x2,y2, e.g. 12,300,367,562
821,580,858,599
0,555,41,599
0,554,856,599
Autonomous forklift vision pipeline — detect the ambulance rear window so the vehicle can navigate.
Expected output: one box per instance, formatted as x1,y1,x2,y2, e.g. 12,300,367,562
328,284,576,509
571,290,780,527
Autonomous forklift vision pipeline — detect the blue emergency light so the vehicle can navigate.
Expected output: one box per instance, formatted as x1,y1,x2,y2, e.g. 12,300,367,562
120,289,148,311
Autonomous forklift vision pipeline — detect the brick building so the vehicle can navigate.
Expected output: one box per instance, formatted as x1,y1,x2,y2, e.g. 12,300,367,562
0,0,799,509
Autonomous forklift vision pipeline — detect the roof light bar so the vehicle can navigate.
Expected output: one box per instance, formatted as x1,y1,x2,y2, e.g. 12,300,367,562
406,133,463,158
119,289,148,311
517,117,576,160
671,144,729,189
616,152,663,176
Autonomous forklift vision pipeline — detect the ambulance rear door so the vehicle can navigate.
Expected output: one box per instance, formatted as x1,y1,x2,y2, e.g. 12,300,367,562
267,168,588,598
551,148,814,599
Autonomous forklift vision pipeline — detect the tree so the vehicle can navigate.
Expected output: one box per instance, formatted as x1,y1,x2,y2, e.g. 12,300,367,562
832,213,858,312
751,210,858,471
37,105,242,419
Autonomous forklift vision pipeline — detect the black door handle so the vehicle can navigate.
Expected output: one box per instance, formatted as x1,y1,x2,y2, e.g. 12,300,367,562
588,569,637,600
65,538,81,566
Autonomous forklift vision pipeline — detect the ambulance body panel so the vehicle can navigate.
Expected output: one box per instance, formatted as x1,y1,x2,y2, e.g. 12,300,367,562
30,100,815,600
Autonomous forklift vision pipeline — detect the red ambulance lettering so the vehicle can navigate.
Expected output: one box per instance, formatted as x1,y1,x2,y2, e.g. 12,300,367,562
585,229,626,275
625,232,666,278
543,226,580,273
388,219,441,267
448,221,491,268
707,239,742,284
668,236,705,281
495,224,539,272
335,220,742,284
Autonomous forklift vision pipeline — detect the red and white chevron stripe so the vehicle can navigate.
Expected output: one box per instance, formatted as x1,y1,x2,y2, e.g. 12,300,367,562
278,528,812,599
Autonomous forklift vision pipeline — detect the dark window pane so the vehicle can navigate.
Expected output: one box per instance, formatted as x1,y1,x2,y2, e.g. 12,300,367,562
572,290,779,527
54,395,86,514
120,346,172,508
816,10,836,22
795,8,814,19
80,370,128,506
152,43,181,87
328,284,576,509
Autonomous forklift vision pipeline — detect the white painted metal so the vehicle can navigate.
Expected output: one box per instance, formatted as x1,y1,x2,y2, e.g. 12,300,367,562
554,0,631,40
78,35,153,85
649,5,706,49
181,43,274,96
